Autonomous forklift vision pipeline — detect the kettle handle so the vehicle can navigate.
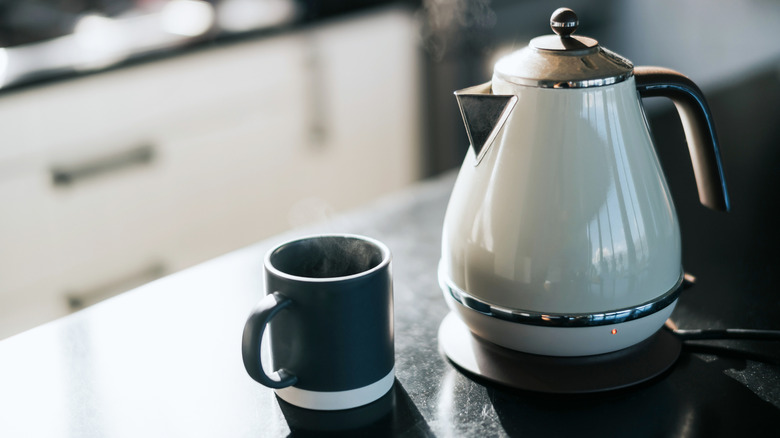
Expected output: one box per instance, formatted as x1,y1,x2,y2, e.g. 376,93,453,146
635,66,730,211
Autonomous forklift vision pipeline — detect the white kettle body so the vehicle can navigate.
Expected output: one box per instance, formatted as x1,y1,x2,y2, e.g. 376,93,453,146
439,8,729,356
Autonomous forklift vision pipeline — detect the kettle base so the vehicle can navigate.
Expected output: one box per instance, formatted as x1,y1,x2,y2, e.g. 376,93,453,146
440,268,680,356
438,312,681,394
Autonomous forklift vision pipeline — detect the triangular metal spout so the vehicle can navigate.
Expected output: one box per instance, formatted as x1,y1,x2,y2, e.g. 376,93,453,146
455,82,517,164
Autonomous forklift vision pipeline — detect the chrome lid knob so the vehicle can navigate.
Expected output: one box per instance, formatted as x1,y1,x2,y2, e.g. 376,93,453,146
550,7,578,37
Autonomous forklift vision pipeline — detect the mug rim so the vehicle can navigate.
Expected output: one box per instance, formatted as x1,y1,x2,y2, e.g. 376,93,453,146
264,233,391,283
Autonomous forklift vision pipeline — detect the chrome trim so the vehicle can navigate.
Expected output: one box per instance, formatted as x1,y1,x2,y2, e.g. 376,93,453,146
439,268,683,328
550,21,577,28
495,70,634,89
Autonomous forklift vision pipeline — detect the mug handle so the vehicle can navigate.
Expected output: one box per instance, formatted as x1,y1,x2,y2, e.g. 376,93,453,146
241,292,299,388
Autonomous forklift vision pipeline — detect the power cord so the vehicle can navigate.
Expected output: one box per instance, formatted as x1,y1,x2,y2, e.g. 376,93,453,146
663,319,780,365
670,328,780,341
664,318,780,341
666,274,780,343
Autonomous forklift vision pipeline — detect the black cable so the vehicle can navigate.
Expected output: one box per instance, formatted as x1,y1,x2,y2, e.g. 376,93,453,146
671,328,780,341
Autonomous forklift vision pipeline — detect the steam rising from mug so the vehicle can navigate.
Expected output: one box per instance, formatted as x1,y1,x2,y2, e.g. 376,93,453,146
271,236,385,278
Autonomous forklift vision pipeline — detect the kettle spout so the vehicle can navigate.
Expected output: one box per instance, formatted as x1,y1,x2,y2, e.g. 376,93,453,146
455,82,517,164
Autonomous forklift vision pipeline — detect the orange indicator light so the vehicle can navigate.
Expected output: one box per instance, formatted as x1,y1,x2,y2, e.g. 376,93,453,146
610,329,618,335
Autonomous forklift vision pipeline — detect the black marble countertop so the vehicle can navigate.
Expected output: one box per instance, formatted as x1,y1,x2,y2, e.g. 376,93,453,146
1,69,780,436
0,168,778,436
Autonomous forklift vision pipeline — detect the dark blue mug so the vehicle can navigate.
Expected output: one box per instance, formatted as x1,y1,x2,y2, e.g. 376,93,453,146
242,234,394,410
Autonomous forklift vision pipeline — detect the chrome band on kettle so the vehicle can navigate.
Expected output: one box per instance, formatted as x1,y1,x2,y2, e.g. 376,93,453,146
439,267,684,328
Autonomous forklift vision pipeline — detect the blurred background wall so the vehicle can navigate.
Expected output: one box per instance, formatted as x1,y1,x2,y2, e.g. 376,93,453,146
0,0,778,338
419,0,780,173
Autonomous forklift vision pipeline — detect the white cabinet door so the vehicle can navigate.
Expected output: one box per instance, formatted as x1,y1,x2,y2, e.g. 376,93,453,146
0,6,421,339
0,32,310,337
292,8,422,214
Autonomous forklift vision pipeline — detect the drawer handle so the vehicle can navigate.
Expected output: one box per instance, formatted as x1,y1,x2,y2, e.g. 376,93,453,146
51,143,156,187
66,262,166,310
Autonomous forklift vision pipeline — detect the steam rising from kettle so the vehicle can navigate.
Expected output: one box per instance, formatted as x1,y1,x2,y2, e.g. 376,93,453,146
439,8,730,357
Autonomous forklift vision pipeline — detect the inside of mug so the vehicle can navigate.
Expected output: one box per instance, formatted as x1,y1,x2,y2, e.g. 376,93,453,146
270,236,386,279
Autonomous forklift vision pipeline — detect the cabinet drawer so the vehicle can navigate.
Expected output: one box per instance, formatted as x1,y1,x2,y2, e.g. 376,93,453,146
0,168,59,298
0,143,166,298
2,32,307,157
0,7,420,340
0,31,307,292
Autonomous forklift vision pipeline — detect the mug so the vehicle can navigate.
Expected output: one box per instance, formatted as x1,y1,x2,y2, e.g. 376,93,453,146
242,234,394,410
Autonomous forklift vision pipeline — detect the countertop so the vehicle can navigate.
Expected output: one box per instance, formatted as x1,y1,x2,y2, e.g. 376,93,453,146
2,68,780,436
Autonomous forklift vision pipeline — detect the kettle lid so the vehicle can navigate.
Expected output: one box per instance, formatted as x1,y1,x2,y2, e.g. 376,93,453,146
495,8,633,88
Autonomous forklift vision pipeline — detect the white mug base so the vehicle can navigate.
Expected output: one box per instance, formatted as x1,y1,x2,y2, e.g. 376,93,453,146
274,368,395,411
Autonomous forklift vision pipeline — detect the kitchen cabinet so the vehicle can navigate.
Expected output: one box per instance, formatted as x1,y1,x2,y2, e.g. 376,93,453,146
0,6,421,339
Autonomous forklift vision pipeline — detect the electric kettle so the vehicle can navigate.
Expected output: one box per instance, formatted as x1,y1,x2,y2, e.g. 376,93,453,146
439,8,730,356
